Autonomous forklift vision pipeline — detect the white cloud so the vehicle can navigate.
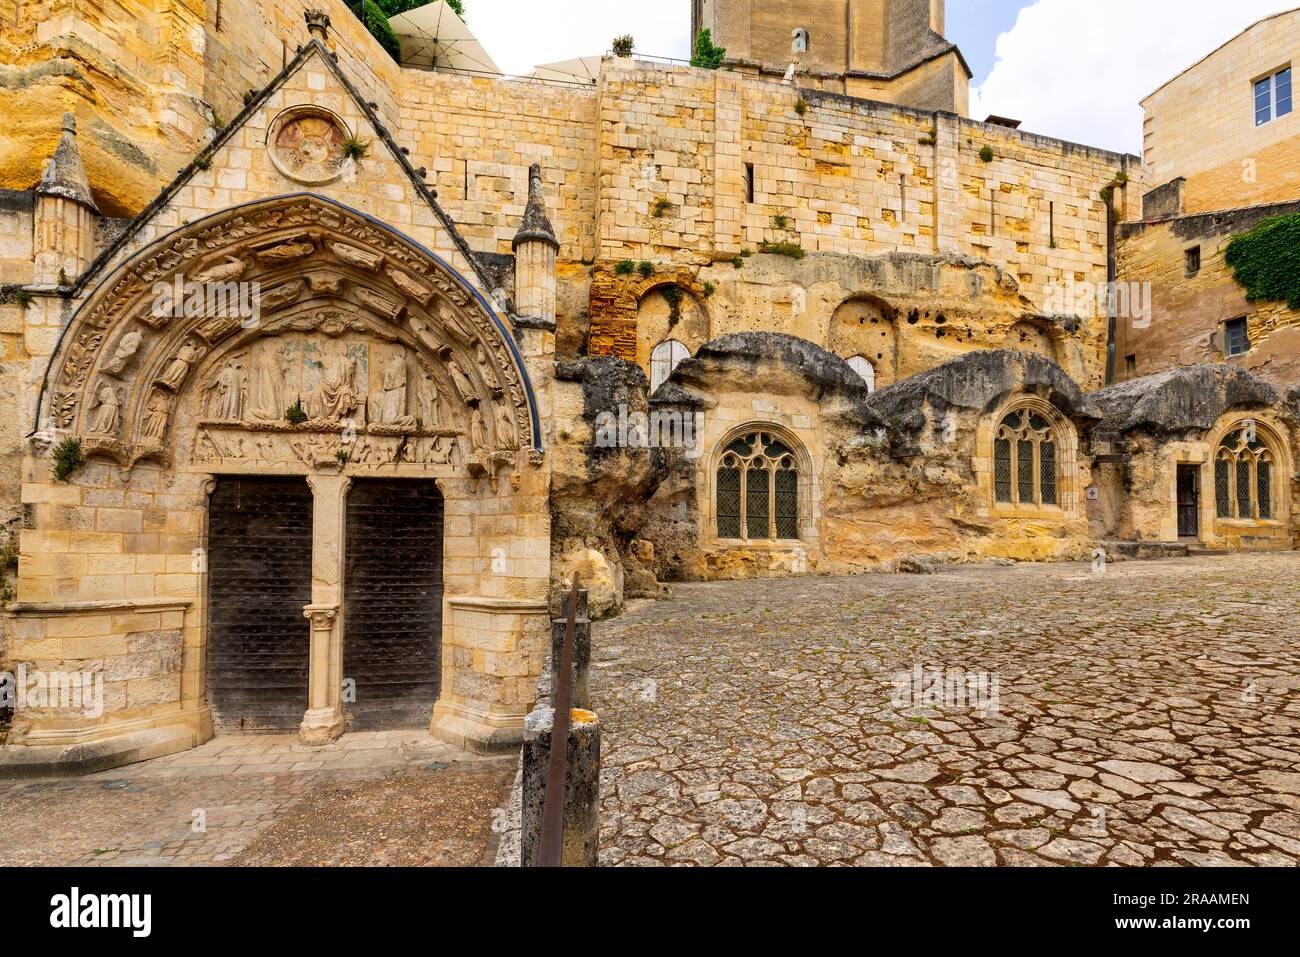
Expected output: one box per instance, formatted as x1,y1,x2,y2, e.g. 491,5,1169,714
970,0,1295,154
465,0,692,77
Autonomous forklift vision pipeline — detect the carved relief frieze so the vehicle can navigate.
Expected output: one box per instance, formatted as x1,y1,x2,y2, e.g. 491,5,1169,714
47,196,537,467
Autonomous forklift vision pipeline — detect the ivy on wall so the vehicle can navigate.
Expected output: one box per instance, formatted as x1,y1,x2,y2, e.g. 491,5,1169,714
1224,212,1300,309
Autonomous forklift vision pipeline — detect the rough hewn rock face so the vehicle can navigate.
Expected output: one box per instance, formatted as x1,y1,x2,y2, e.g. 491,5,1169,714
549,356,676,617
1091,364,1279,437
866,349,1097,447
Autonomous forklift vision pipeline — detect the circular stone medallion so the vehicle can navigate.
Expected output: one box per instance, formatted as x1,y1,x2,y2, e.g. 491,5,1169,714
267,106,351,185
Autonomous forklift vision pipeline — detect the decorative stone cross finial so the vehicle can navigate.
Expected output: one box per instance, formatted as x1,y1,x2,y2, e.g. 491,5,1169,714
305,10,331,41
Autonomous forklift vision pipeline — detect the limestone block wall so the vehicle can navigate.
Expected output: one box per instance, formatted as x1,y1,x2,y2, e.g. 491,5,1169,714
586,59,1132,322
399,71,599,259
1142,8,1300,214
0,193,35,284
1115,201,1300,389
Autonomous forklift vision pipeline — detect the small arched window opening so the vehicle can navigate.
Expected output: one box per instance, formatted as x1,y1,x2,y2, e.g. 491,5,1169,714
846,355,876,393
650,339,690,392
717,432,799,540
1215,426,1275,520
994,409,1060,508
791,28,810,55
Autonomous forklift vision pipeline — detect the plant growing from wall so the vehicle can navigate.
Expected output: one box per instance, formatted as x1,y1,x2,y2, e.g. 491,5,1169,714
1225,212,1300,309
979,146,995,163
702,281,716,297
691,28,726,69
794,97,808,117
661,284,684,326
652,196,672,217
614,259,635,275
14,289,31,308
285,399,309,425
637,260,654,278
342,135,371,161
51,437,84,482
759,240,806,259
612,35,635,57
772,213,790,230
0,532,18,607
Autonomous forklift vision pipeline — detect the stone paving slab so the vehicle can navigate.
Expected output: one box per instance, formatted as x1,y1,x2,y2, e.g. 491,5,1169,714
590,555,1300,867
0,731,510,866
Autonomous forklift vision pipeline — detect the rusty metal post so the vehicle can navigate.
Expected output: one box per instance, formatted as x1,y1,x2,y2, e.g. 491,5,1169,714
538,576,579,866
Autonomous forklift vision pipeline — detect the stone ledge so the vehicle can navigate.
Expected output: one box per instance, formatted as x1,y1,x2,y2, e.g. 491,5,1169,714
0,725,198,779
8,598,193,617
446,596,549,613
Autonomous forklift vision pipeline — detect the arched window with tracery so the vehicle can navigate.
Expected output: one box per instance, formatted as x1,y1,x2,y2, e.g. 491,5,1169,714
993,409,1060,508
1215,426,1275,520
846,355,876,393
650,339,690,392
716,431,800,540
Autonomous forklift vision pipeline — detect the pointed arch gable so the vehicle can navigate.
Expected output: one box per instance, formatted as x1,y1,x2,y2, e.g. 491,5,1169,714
39,194,541,466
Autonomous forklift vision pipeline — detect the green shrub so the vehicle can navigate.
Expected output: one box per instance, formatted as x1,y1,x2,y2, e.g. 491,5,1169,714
612,35,635,57
979,145,995,163
52,437,84,482
285,400,309,425
691,28,726,70
637,260,654,278
614,259,635,276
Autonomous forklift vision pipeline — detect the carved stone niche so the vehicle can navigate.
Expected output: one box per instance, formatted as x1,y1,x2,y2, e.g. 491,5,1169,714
267,105,354,186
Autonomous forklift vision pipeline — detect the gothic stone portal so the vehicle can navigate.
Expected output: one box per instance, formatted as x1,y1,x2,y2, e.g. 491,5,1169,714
25,195,550,753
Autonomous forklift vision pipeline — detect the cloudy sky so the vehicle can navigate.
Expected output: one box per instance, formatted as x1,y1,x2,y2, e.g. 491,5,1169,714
463,0,1296,154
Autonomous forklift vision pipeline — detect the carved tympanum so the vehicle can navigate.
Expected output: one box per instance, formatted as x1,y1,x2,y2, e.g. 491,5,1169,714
45,195,536,470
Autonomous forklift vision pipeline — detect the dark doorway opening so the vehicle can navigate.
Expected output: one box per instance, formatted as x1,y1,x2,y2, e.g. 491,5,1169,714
1177,464,1200,539
343,480,444,730
207,476,313,732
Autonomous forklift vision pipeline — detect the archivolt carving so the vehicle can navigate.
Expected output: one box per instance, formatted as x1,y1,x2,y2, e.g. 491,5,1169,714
45,195,537,472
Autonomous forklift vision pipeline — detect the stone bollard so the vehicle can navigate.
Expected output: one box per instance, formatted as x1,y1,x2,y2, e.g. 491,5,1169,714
520,705,601,867
550,588,591,710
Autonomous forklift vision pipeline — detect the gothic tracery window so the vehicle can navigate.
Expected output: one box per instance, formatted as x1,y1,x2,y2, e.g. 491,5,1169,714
1215,426,1275,520
993,409,1060,508
716,432,800,540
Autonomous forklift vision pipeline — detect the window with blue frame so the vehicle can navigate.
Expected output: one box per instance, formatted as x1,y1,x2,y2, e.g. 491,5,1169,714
1255,67,1293,126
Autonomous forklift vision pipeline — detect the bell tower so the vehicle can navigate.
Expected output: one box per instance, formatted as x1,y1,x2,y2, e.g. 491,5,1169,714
692,0,968,115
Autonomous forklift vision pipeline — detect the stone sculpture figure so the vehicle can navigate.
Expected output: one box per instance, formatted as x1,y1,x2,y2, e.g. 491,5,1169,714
469,405,487,452
475,343,500,392
206,360,244,420
104,328,143,376
158,339,202,392
88,382,121,435
308,342,359,423
141,390,170,442
379,350,409,425
251,341,292,421
495,403,518,450
447,356,477,406
417,370,441,428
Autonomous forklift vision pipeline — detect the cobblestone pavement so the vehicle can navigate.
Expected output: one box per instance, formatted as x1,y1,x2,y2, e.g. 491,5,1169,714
0,731,514,866
591,555,1300,867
